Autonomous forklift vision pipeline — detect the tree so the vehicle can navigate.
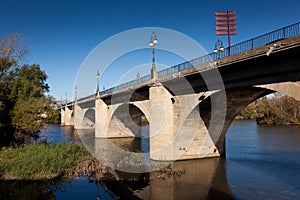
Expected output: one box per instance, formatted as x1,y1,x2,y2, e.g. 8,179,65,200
11,97,48,138
10,65,50,137
9,64,49,103
239,94,300,125
0,34,27,139
0,33,53,144
0,33,28,65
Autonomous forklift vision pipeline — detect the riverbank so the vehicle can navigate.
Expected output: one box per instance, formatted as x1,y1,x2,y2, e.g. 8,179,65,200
236,95,300,126
0,142,187,182
1,121,299,199
0,143,107,181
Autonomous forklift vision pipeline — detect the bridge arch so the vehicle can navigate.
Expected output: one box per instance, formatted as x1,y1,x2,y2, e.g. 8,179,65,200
256,81,300,101
129,101,150,123
190,82,299,156
108,103,149,138
64,106,74,126
83,108,95,128
182,86,273,157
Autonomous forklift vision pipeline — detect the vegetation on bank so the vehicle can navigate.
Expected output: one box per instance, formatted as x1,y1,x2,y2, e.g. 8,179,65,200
237,94,300,125
0,143,95,180
0,33,58,145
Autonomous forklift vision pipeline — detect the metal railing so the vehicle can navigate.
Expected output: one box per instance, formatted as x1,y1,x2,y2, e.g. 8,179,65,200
224,22,300,57
76,22,300,103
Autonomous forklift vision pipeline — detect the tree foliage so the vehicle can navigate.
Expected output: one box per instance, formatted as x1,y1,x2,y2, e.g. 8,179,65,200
237,94,300,125
9,64,49,102
11,98,47,137
0,33,55,143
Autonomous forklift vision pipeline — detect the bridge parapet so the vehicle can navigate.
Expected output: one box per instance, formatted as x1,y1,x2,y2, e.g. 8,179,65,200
72,22,300,103
219,35,300,67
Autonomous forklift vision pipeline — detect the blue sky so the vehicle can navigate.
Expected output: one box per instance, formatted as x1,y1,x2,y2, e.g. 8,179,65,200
1,0,300,100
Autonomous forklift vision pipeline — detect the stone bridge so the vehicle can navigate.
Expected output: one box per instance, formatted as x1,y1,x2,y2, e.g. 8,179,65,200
60,25,300,161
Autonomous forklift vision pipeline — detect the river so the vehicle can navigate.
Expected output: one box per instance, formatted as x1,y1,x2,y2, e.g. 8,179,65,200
0,120,299,199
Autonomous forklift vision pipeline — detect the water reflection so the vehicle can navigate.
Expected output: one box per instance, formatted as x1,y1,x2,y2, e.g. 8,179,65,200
35,124,79,144
0,180,57,199
0,178,115,200
226,120,300,199
97,158,233,199
77,129,155,173
147,158,233,200
0,158,234,200
1,121,299,199
75,129,234,199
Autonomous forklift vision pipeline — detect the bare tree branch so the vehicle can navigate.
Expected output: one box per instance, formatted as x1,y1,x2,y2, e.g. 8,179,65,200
0,33,29,64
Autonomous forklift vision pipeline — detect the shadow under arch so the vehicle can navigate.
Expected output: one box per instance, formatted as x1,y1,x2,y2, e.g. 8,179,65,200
108,103,149,138
186,86,274,157
83,108,95,128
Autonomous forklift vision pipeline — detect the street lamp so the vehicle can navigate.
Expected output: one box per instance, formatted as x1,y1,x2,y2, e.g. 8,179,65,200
136,72,141,83
96,70,100,96
214,39,224,59
149,32,158,80
75,85,77,101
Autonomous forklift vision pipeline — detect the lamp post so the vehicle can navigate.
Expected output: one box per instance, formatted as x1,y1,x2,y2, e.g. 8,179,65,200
214,39,224,59
149,32,158,80
136,72,140,83
96,70,100,96
75,85,77,101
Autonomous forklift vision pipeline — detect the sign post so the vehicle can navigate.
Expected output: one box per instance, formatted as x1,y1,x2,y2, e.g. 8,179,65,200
215,11,237,56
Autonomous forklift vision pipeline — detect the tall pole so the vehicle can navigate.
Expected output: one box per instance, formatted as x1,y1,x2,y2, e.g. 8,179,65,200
149,32,158,80
215,11,236,57
75,85,77,102
136,72,140,83
96,70,100,96
227,11,231,56
151,46,156,78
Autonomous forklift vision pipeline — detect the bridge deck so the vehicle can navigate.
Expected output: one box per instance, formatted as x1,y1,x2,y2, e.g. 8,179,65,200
62,22,300,106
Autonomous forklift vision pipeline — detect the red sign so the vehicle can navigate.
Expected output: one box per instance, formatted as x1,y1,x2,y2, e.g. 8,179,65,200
215,11,237,36
216,21,236,26
216,31,237,35
215,16,237,21
215,11,236,16
216,26,236,31
214,11,237,56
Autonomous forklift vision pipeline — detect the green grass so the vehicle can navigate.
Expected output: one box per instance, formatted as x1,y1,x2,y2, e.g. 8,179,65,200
0,143,93,180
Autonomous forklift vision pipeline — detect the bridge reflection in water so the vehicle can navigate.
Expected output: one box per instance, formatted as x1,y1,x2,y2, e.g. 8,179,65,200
76,129,233,199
